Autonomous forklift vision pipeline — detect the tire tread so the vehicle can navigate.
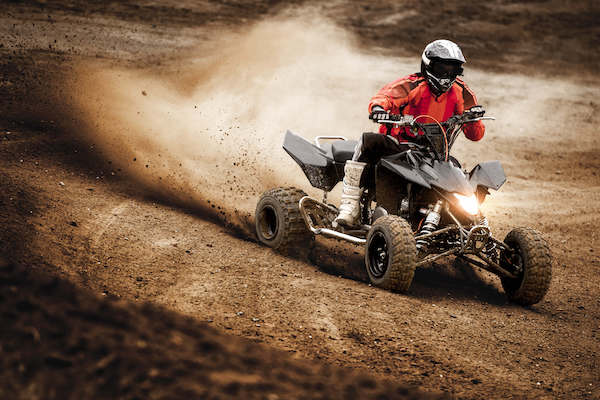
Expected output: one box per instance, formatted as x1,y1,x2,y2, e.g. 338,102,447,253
256,187,310,251
367,215,416,292
502,227,552,305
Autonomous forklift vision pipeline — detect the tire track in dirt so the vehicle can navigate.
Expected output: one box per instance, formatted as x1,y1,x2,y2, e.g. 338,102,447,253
90,201,132,246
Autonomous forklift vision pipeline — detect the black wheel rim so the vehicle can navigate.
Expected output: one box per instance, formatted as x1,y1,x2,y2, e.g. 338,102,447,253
258,205,278,240
501,244,525,289
368,231,389,278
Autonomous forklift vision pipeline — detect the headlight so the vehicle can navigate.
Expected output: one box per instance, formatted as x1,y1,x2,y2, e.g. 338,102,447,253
454,193,479,215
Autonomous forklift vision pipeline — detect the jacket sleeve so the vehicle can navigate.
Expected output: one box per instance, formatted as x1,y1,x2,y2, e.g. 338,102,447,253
368,78,411,114
459,81,485,141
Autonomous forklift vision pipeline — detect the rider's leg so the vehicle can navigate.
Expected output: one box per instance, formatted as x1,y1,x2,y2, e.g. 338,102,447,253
334,133,402,227
334,158,367,227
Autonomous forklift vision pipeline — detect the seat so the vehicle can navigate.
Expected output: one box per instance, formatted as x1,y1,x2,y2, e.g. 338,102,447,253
331,140,358,162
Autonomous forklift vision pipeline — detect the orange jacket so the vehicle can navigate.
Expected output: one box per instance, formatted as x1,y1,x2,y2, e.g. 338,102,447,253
368,73,485,141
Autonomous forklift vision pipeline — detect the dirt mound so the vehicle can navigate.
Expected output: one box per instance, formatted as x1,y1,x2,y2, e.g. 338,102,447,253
0,260,444,400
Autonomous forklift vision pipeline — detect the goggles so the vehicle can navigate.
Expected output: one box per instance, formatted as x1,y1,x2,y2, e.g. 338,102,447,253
431,62,463,79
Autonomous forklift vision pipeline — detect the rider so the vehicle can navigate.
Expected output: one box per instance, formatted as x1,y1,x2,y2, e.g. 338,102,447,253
334,39,486,227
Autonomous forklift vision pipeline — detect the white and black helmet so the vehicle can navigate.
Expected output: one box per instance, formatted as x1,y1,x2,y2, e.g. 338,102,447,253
420,40,465,96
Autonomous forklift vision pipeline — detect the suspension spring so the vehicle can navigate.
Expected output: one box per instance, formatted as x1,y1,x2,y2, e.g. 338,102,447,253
416,200,443,251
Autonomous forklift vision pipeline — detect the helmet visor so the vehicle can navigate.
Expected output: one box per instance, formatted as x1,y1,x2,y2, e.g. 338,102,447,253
431,61,463,79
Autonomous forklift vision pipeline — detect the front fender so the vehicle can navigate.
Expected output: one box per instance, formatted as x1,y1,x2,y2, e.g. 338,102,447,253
469,161,506,191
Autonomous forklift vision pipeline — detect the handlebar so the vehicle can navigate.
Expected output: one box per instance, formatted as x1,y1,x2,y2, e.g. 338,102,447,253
376,111,495,127
372,107,495,161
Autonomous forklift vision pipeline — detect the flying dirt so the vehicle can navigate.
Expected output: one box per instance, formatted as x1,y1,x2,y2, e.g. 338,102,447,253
62,16,377,230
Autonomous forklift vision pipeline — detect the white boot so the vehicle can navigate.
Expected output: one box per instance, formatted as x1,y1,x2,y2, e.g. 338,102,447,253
334,160,367,227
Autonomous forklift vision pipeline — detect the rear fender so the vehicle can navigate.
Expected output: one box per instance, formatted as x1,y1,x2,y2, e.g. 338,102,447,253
283,130,340,191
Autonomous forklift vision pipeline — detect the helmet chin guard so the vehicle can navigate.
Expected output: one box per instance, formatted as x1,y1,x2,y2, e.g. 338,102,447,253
425,70,456,95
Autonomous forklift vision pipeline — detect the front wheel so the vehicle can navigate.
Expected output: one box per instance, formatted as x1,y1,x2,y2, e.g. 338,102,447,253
255,187,310,253
500,227,552,306
364,215,417,292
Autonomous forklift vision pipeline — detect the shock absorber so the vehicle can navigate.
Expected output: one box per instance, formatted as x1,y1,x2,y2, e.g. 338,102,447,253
478,215,489,227
416,200,443,251
477,214,496,257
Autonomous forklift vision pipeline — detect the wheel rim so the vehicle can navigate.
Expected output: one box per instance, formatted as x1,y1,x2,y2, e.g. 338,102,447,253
503,245,524,275
501,244,525,289
258,205,278,240
368,231,389,278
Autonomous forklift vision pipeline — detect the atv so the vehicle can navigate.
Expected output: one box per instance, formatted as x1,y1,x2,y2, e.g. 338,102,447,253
255,107,552,305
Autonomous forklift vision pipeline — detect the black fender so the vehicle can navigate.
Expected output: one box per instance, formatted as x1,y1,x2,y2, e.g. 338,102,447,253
469,160,506,191
282,130,340,191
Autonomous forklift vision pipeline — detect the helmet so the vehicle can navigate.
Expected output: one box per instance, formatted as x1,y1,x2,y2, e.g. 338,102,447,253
420,40,465,96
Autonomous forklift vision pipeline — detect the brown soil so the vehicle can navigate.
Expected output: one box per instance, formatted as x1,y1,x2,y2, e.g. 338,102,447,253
1,1,599,399
1,260,444,400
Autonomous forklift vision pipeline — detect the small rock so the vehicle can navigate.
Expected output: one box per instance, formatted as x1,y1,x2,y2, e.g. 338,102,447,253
69,221,78,227
136,277,143,282
236,311,244,316
142,90,147,96
251,318,260,322
471,379,481,384
58,181,65,186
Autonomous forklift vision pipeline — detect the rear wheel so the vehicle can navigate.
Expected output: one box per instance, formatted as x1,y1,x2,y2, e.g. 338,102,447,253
500,227,552,306
364,215,416,292
255,187,310,253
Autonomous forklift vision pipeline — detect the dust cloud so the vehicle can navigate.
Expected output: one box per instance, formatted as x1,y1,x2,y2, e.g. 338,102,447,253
65,13,401,231
63,12,599,232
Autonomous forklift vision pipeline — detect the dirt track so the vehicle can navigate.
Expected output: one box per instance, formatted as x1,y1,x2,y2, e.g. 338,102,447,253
1,1,599,399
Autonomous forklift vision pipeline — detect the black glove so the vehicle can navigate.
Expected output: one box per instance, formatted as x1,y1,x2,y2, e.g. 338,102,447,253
369,105,389,121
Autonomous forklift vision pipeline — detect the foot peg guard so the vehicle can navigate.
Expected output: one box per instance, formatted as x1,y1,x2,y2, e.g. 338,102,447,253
299,196,366,245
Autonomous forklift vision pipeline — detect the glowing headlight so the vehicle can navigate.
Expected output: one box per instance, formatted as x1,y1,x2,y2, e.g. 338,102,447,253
454,193,479,215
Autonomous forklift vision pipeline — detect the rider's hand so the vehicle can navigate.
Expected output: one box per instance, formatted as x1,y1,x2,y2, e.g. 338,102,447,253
369,106,389,121
467,105,485,118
